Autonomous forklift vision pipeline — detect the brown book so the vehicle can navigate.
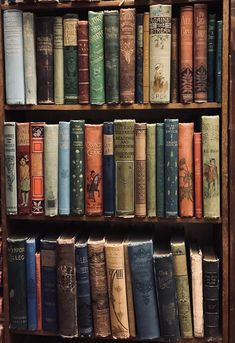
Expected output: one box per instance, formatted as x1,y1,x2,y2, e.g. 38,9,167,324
143,12,150,103
179,123,194,217
78,21,89,104
171,18,179,103
194,133,203,218
85,124,103,216
194,4,208,102
35,252,42,331
120,9,136,103
180,6,193,103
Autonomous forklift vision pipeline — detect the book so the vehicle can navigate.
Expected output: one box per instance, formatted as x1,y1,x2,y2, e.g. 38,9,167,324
156,123,165,217
208,14,216,102
35,252,42,331
59,122,70,215
54,16,64,105
143,12,150,103
216,20,223,103
147,124,156,217
78,21,89,104
136,13,144,103
194,132,203,218
170,18,179,103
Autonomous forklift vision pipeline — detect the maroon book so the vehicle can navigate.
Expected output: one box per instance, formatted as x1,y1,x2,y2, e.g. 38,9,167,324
78,21,89,104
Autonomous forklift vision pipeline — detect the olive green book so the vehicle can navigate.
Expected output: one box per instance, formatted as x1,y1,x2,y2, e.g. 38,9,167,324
147,124,156,216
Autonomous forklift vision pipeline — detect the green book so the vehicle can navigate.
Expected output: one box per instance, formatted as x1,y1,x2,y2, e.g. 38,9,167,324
54,16,64,105
147,124,156,216
156,123,165,217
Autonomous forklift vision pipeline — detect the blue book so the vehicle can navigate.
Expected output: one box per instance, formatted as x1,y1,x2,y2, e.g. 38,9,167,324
216,20,222,103
156,123,165,217
103,122,115,216
207,14,216,102
128,236,160,339
136,13,144,103
59,121,70,215
164,119,179,217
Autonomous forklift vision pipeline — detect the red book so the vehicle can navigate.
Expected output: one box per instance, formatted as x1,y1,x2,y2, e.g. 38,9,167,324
78,21,89,104
35,252,42,331
194,132,203,218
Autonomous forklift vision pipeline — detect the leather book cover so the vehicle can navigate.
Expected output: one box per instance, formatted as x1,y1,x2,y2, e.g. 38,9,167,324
35,251,42,331
120,8,136,103
194,132,203,218
59,122,70,215
180,6,193,103
16,123,31,214
54,16,64,105
136,13,144,103
143,12,150,103
85,124,103,216
207,14,216,102
170,18,179,103
78,21,89,104
156,123,165,217
147,124,156,217
36,17,54,104
216,21,222,103
178,123,194,217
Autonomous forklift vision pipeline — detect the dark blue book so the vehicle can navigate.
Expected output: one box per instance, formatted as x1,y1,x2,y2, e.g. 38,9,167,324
156,123,165,217
207,14,216,102
216,20,222,103
136,13,144,103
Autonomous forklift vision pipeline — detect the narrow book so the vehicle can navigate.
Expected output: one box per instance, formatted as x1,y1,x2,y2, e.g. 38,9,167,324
216,21,223,103
147,124,156,217
143,12,150,103
59,122,70,215
35,252,42,331
136,13,144,103
194,132,203,218
156,123,165,217
170,18,179,103
54,16,64,105
208,14,216,102
78,21,89,104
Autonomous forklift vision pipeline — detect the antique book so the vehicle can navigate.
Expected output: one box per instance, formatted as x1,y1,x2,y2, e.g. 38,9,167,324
216,21,222,103
156,123,165,217
143,12,150,103
23,12,37,104
105,237,130,338
35,252,42,331
88,234,111,337
135,123,147,217
16,123,31,214
136,13,144,103
147,124,156,217
54,16,64,105
44,124,59,217
59,122,70,215
208,14,216,102
202,116,220,217
120,9,136,103
194,4,208,102
36,17,54,104
150,5,172,103
104,11,119,104
194,132,203,218
171,235,193,338
63,14,78,104
70,120,85,215
85,124,103,216
78,21,89,104
180,6,193,103
114,120,135,217
3,10,25,104
178,123,194,217
170,18,179,103
165,119,179,217
89,11,105,105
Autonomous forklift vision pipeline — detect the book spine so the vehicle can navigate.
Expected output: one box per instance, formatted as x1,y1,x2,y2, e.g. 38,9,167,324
78,21,89,104
150,5,172,103
156,123,165,217
44,125,59,216
89,11,105,105
170,18,179,103
136,13,144,103
207,14,216,102
3,10,25,104
194,132,203,218
70,120,85,215
114,120,135,217
35,252,42,331
180,6,193,103
202,116,220,217
120,9,136,103
59,122,70,215
23,12,37,105
103,122,115,216
63,14,78,104
104,11,119,104
26,239,37,330
143,12,150,103
85,125,103,216
164,119,179,217
147,124,156,217
16,123,31,214
216,21,222,103
54,16,64,105
135,123,147,217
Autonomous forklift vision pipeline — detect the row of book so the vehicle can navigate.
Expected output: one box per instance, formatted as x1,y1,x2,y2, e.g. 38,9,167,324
7,232,220,340
4,116,220,218
3,6,222,105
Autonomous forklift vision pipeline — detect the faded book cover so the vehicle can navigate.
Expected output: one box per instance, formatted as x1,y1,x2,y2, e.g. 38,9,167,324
143,12,150,103
194,132,203,218
147,124,156,217
78,21,89,104
170,18,179,103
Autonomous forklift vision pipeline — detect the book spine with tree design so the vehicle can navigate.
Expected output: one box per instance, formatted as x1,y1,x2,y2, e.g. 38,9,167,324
54,16,64,105
170,18,179,103
194,132,203,218
78,21,89,104
143,12,150,103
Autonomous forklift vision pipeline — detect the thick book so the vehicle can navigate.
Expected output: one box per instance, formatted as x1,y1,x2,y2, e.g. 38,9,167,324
78,21,89,104
143,12,150,103
35,252,42,331
120,9,136,103
156,123,165,217
147,124,156,217
3,10,25,104
85,124,103,216
114,120,135,217
59,122,70,215
150,5,172,103
216,21,222,103
194,132,203,218
54,16,64,105
207,14,216,102
136,13,144,103
170,18,179,103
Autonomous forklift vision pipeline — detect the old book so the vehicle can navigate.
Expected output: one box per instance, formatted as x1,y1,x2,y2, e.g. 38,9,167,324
202,116,220,218
143,12,150,103
136,13,144,103
135,123,147,217
85,124,103,216
3,10,25,104
114,120,135,217
120,9,136,103
70,120,85,215
89,11,105,105
150,5,172,103
216,21,222,103
104,11,119,104
147,124,156,217
88,234,111,337
178,123,194,217
180,6,193,103
194,132,203,218
171,235,193,338
156,123,165,217
36,17,54,104
170,18,179,103
35,252,42,331
105,237,130,338
78,21,89,104
208,14,216,102
16,123,31,214
54,16,64,105
59,122,70,215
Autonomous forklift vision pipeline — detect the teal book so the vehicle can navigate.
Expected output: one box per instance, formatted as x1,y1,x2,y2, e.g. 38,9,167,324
208,14,216,102
216,20,222,103
156,123,165,217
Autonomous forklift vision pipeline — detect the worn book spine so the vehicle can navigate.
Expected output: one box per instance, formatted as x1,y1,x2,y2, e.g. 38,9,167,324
3,10,25,104
35,252,42,331
143,12,150,103
216,21,222,103
104,11,119,104
59,122,70,215
16,123,30,214
44,125,59,217
207,14,216,102
164,119,179,217
147,124,156,217
23,12,37,105
170,18,179,103
202,116,220,217
70,120,85,215
114,120,135,217
150,5,172,103
136,13,144,103
156,123,165,217
180,6,193,103
54,16,64,105
85,124,103,216
36,17,54,104
78,21,89,104
89,11,105,105
194,132,203,218
63,14,78,104
120,9,136,103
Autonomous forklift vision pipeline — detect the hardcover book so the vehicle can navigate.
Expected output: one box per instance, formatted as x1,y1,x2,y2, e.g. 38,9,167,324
35,252,42,331
216,21,222,103
59,122,70,215
194,132,203,218
156,123,165,217
208,14,216,102
143,12,150,103
78,21,89,104
147,124,156,217
170,18,179,103
136,13,144,103
54,16,64,105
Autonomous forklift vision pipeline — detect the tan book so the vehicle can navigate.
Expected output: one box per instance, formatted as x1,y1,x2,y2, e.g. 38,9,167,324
143,12,150,103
